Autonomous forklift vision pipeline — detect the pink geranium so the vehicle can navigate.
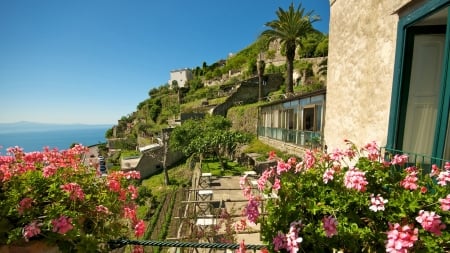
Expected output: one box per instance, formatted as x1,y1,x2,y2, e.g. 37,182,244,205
344,167,368,192
322,168,335,184
236,240,246,253
273,231,287,251
0,144,142,251
51,216,73,234
415,210,446,236
286,221,303,253
362,141,380,161
369,194,388,212
439,194,450,211
60,182,85,201
391,154,409,166
385,223,418,252
322,216,338,237
18,197,34,215
134,220,146,238
23,221,41,241
276,160,291,175
400,169,419,190
245,196,260,224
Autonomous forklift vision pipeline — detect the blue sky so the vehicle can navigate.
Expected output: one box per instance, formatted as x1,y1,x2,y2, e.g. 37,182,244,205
0,0,330,125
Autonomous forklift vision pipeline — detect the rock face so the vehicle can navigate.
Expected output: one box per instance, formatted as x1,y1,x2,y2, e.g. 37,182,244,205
211,74,284,117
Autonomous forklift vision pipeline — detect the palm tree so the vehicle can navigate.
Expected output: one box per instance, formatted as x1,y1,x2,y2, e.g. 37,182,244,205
261,3,319,95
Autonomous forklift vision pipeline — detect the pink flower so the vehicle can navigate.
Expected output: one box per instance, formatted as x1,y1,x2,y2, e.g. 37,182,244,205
42,164,58,177
60,182,85,201
268,150,277,160
400,170,419,190
245,196,260,224
124,206,138,223
134,220,145,238
430,164,440,177
439,194,450,211
23,221,41,241
128,185,139,199
18,197,33,215
445,161,450,170
369,194,388,212
236,240,246,253
385,223,418,252
272,177,281,190
363,141,380,161
234,218,247,232
303,150,315,170
344,167,368,192
239,175,248,189
437,170,450,186
96,205,111,214
108,179,121,192
415,210,446,236
273,231,287,251
322,168,335,184
276,161,291,175
125,170,141,179
322,216,338,237
51,216,73,234
132,245,144,253
391,154,408,166
257,169,274,191
286,221,303,253
330,148,344,161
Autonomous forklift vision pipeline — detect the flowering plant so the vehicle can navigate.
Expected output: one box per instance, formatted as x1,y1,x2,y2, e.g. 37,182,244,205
0,145,145,253
240,140,450,252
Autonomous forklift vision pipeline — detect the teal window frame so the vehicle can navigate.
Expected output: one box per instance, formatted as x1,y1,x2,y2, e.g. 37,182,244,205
387,0,450,160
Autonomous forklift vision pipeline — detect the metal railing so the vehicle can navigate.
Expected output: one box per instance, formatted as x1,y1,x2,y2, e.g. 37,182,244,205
109,239,267,252
381,147,449,171
257,126,322,148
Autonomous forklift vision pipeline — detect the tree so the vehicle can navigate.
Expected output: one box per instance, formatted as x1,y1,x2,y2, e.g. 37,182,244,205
257,58,266,101
169,115,250,170
261,3,319,95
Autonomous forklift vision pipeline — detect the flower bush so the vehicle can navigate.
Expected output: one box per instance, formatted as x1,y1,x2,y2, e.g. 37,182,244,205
0,145,145,253
240,140,450,252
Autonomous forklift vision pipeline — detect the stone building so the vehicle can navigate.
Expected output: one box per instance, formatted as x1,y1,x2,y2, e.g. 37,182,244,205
324,0,450,162
169,68,193,88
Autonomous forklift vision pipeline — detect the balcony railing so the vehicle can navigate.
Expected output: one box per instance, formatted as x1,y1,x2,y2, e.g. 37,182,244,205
257,126,322,148
381,147,449,171
109,239,266,252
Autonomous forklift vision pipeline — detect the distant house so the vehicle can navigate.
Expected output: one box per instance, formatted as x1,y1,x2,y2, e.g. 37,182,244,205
169,68,193,89
324,0,450,163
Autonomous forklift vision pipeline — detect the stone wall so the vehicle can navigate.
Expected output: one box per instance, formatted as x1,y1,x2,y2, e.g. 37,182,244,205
258,136,309,157
212,74,283,117
324,0,412,150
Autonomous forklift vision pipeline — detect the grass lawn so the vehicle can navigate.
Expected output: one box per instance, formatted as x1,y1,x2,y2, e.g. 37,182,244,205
201,157,249,176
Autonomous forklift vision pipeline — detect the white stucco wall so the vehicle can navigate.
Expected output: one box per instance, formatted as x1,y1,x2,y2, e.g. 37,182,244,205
169,69,192,88
324,0,412,151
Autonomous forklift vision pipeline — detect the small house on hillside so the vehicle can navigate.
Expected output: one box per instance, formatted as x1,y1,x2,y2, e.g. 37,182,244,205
324,0,450,163
169,68,193,89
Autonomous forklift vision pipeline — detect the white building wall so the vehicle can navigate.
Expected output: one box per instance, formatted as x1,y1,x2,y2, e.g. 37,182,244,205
169,69,193,88
324,0,413,151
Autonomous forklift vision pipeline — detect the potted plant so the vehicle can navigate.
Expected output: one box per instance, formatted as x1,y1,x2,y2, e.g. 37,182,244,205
0,145,145,253
240,140,450,252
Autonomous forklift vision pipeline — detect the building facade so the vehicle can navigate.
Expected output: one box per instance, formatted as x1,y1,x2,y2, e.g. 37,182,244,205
169,68,193,88
325,0,450,163
258,89,326,155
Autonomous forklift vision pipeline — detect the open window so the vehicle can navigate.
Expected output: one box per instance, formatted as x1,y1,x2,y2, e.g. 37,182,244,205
388,2,450,162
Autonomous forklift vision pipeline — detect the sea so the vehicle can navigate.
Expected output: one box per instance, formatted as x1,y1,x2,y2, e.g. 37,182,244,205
0,127,109,153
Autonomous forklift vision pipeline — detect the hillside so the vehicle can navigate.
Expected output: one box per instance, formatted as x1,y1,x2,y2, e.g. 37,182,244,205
106,32,328,150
